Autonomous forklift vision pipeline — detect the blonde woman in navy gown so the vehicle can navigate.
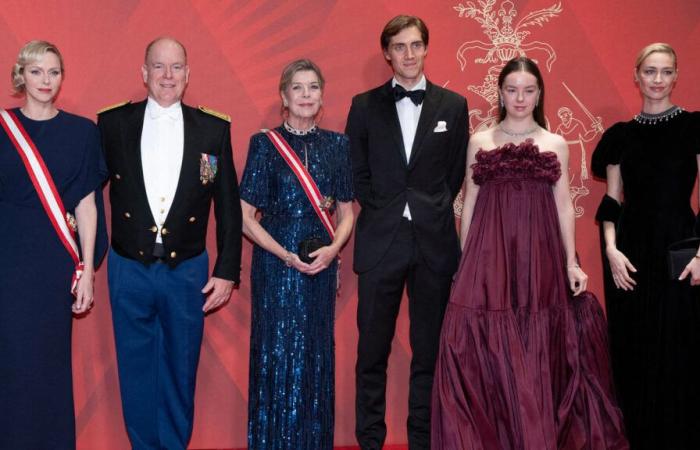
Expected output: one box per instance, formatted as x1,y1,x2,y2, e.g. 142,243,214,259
431,57,627,449
0,41,107,449
240,59,354,449
592,43,700,449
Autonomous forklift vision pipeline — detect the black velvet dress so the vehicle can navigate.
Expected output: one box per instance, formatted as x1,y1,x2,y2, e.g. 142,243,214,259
592,110,700,450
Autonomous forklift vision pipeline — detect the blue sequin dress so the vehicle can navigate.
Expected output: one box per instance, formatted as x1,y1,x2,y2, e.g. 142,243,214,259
240,126,353,450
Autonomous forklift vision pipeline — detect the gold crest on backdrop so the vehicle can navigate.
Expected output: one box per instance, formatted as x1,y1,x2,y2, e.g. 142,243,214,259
451,1,603,218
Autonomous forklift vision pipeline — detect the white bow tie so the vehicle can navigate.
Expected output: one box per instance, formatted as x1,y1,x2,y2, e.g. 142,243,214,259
149,104,181,121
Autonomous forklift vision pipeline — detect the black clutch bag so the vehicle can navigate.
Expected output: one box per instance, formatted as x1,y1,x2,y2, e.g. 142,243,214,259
298,236,326,263
667,238,700,280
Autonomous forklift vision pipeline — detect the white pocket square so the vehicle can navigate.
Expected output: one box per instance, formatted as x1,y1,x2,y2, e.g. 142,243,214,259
433,120,448,132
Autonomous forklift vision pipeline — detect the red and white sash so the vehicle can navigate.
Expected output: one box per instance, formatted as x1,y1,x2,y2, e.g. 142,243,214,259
264,129,336,239
0,109,84,294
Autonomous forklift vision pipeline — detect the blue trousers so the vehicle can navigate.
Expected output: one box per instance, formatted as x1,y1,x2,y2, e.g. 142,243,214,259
108,249,208,450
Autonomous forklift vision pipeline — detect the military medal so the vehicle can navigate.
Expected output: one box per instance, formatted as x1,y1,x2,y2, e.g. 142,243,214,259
199,153,218,184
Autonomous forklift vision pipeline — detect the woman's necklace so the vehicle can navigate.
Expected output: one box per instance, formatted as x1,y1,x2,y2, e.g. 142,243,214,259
498,122,540,137
634,105,683,125
284,121,317,136
283,122,315,168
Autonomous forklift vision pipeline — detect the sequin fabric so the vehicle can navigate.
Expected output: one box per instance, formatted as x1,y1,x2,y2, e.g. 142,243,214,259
240,126,353,449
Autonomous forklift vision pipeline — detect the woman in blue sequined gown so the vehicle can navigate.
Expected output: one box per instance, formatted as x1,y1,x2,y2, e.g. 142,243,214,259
0,41,107,449
240,59,354,449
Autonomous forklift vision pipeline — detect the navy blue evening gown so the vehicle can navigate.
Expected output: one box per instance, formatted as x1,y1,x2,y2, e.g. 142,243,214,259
0,109,107,449
240,126,353,450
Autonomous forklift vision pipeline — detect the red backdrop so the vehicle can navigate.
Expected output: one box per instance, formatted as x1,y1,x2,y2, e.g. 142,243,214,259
1,1,699,448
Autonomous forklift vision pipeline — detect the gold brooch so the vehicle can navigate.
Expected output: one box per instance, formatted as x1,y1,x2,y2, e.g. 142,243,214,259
66,212,77,232
319,196,335,211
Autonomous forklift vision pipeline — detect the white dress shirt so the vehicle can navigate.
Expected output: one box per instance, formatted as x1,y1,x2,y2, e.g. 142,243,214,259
393,75,426,220
141,97,184,243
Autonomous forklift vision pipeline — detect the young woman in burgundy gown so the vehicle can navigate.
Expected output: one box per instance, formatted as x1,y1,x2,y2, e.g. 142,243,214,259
431,57,628,450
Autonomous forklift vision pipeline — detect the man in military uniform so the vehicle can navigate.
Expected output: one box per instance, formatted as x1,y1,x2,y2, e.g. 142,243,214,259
98,37,241,450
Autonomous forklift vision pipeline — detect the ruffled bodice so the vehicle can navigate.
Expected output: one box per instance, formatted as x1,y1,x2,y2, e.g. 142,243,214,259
472,139,561,185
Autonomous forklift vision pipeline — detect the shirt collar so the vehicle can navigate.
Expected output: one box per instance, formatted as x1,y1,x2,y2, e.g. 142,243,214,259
146,97,183,121
392,75,426,92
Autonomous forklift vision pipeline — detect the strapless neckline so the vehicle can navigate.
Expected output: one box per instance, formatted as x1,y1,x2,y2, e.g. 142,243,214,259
477,138,556,158
471,138,561,185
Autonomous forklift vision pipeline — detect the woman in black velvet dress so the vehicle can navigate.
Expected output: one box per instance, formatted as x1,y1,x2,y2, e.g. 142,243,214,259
592,43,700,450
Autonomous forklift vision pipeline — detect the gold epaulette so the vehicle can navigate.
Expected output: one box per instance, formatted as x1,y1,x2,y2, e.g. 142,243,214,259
198,105,231,122
97,101,131,114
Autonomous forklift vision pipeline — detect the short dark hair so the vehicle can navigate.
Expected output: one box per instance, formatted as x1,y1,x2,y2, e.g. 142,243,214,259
380,15,429,50
497,57,547,129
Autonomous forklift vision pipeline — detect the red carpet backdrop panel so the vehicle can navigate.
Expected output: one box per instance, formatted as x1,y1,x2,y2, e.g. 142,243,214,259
0,0,698,448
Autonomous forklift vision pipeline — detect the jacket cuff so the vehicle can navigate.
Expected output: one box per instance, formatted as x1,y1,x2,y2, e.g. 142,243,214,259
595,194,622,223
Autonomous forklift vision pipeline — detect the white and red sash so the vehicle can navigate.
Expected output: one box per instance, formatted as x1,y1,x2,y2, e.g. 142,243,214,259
264,129,336,239
0,109,84,294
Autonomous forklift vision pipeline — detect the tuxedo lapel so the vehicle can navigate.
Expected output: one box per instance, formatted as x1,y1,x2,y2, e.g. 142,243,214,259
167,104,199,214
379,81,408,166
122,101,149,206
408,81,442,169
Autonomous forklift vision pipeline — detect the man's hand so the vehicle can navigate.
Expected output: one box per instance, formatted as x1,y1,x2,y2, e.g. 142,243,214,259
201,276,235,312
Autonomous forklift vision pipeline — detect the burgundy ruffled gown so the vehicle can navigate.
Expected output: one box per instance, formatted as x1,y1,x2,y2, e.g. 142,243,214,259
431,141,628,450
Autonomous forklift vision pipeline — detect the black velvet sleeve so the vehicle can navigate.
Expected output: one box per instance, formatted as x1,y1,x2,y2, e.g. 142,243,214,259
595,194,622,223
591,122,626,179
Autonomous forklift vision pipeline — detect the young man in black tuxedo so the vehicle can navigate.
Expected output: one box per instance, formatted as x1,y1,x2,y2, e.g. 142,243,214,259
346,15,469,450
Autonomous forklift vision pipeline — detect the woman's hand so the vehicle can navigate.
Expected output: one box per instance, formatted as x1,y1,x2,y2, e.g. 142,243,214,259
72,268,95,314
305,245,340,275
605,246,637,290
679,256,700,285
567,265,588,296
285,252,313,274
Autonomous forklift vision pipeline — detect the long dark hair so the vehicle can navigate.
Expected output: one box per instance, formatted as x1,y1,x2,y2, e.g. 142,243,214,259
497,57,546,128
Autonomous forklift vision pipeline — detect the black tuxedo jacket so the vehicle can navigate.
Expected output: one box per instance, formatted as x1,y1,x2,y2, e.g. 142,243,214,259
97,100,242,283
346,80,468,275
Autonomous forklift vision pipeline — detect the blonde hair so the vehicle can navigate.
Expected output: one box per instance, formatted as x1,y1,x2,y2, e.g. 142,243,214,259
11,40,64,94
635,42,677,71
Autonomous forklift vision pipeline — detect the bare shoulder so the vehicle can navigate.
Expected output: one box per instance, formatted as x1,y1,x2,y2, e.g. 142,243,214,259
538,129,568,155
469,127,496,151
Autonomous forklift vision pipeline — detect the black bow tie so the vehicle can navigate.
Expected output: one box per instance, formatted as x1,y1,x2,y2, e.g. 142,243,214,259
393,84,425,106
